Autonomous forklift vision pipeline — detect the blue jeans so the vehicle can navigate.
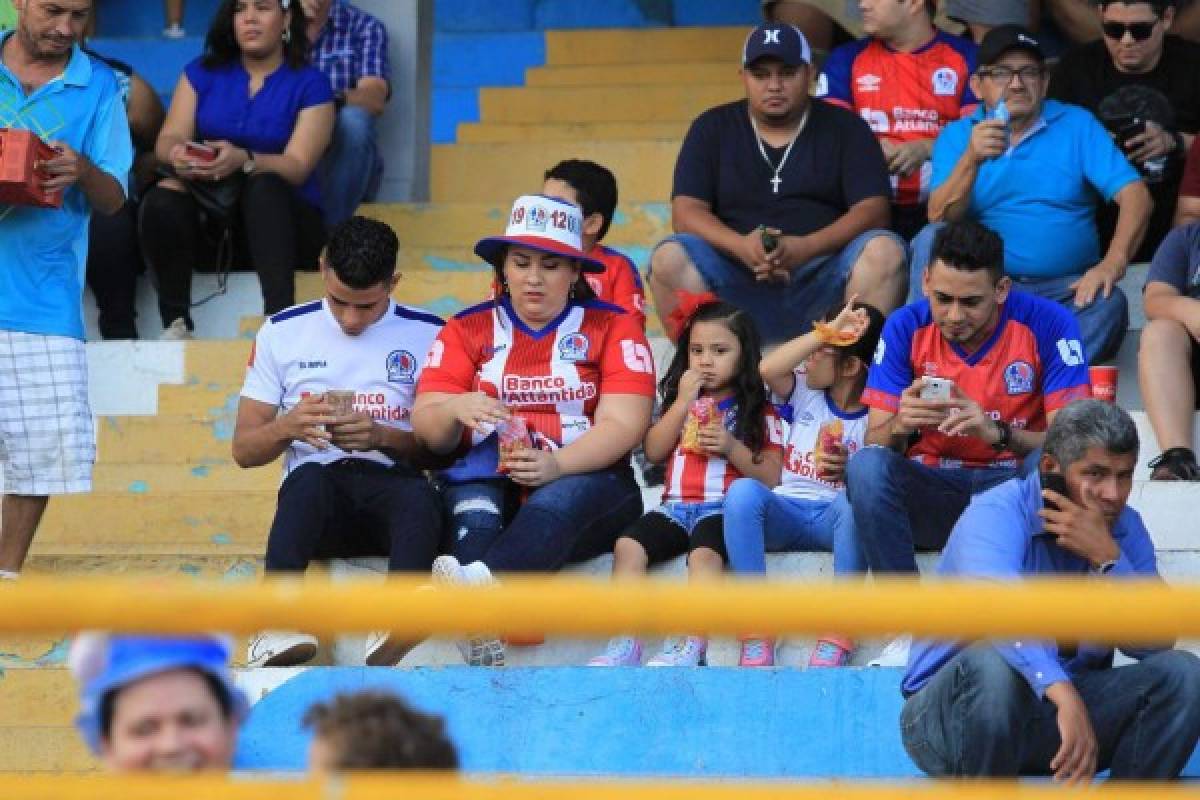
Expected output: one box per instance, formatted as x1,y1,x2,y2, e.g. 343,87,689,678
844,446,1016,574
901,643,1200,778
722,478,864,575
657,500,724,532
443,465,644,573
654,229,906,344
908,222,1128,364
320,104,383,227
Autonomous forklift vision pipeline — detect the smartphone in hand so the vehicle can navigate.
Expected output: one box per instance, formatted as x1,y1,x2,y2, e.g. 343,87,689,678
919,377,955,401
185,141,217,162
1040,470,1069,510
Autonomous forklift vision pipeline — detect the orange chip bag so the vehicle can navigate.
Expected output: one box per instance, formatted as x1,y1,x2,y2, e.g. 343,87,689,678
813,320,862,347
680,396,717,455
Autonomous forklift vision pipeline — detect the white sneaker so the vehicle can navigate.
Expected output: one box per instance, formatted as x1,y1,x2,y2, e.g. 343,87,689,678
364,631,419,667
431,555,505,667
247,630,317,667
646,636,707,667
160,317,193,340
162,23,186,38
587,637,643,667
868,634,912,667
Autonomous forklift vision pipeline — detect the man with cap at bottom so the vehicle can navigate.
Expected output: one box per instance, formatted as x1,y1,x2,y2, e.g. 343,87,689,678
69,634,246,772
911,25,1151,364
649,23,907,345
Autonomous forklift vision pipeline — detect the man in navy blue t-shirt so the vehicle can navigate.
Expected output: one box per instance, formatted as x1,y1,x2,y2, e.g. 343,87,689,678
1138,222,1200,480
648,23,908,344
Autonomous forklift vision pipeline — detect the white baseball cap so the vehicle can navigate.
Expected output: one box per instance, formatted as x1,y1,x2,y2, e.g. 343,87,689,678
474,194,606,274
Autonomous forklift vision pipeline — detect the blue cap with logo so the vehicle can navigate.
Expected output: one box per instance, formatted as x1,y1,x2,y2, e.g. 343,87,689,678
743,23,812,68
69,634,248,755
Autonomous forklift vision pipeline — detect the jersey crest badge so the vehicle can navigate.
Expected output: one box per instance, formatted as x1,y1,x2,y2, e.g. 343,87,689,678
387,350,418,384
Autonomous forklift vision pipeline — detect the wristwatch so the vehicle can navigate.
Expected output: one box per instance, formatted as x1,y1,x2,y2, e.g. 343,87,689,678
242,149,257,175
990,418,1012,451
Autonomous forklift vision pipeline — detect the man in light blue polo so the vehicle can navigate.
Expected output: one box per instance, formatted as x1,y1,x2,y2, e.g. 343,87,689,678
910,25,1152,365
0,0,131,578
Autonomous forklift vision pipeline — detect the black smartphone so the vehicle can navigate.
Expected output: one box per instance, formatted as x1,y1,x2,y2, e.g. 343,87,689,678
1040,470,1068,510
1117,117,1147,148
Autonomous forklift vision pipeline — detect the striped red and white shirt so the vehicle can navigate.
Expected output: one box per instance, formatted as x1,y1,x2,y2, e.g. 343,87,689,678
662,398,785,504
417,297,656,461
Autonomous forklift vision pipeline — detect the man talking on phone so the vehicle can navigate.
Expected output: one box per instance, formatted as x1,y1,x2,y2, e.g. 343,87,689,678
846,220,1090,664
901,399,1200,782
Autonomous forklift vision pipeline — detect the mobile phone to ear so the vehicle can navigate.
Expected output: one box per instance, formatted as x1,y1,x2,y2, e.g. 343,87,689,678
1040,470,1069,511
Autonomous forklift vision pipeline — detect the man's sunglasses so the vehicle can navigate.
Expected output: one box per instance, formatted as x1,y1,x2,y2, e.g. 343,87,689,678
1101,20,1159,41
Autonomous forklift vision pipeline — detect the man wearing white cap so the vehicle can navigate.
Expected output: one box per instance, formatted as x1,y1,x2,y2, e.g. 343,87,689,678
413,194,656,667
650,23,907,344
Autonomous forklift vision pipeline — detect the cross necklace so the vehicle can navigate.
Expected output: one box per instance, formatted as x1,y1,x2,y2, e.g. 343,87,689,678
750,105,810,194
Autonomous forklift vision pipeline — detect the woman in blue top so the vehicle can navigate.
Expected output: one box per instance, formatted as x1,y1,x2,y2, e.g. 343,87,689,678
142,0,335,338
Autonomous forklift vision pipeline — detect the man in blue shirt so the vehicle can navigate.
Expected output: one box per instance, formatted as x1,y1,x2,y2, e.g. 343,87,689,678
0,0,132,579
911,25,1152,365
901,399,1200,782
302,0,390,227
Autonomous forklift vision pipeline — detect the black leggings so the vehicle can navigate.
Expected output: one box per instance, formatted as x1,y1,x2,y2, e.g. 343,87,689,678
139,172,326,327
86,199,142,339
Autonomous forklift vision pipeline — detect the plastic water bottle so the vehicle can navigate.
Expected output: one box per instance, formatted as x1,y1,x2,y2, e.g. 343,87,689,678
991,99,1011,150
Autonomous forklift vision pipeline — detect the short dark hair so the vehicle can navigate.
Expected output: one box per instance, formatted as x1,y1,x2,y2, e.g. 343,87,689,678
930,220,1005,280
100,669,233,740
1098,0,1174,14
303,691,459,770
543,159,618,242
326,216,400,289
203,0,310,69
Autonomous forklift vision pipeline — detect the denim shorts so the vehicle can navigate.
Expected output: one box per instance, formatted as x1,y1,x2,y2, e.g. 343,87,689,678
653,229,905,343
657,500,724,533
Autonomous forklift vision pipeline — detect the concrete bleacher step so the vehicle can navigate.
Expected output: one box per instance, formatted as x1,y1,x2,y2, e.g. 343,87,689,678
97,415,236,463
89,463,277,493
478,84,737,124
359,202,670,249
457,120,691,143
29,491,271,555
525,61,738,87
432,141,679,204
543,27,750,66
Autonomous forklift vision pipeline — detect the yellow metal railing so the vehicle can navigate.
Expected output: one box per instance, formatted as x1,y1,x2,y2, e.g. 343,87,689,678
0,575,1196,642
3,775,1200,799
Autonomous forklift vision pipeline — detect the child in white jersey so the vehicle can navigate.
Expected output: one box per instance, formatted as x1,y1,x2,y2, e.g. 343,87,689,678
723,298,885,668
589,296,783,668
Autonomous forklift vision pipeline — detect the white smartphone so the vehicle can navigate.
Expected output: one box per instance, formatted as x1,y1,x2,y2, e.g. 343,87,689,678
919,377,955,401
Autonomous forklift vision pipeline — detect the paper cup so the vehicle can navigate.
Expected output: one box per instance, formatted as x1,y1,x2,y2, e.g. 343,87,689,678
326,389,356,416
1089,366,1118,403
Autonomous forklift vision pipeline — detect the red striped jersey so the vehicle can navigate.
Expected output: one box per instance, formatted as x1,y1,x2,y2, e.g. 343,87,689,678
417,297,656,453
817,31,977,205
583,244,647,330
863,291,1091,469
662,398,785,504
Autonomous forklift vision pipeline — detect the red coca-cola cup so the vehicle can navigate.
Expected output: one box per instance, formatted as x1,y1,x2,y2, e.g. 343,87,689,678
1089,366,1118,403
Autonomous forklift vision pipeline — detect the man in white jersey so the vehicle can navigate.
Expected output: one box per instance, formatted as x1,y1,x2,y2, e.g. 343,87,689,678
232,217,445,668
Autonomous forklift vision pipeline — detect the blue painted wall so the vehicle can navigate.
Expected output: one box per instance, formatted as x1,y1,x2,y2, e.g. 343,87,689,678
672,0,761,26
238,667,920,776
97,0,221,38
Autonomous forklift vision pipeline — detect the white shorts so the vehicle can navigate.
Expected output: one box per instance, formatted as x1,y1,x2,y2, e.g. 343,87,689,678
0,331,95,495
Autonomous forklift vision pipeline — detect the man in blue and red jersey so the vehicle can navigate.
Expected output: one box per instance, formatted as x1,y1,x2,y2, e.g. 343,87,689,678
846,220,1091,583
817,0,978,239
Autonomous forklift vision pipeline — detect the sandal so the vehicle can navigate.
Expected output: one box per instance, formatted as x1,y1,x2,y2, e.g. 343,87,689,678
1148,447,1200,481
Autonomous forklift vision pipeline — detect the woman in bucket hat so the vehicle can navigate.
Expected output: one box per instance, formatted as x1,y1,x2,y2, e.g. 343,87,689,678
413,194,657,667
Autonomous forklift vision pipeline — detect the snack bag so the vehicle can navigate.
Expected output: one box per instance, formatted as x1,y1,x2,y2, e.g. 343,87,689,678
496,415,531,473
680,396,717,455
813,419,845,476
812,320,862,347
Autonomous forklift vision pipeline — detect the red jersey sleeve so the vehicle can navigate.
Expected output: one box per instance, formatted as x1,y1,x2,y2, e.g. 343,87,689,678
761,406,786,455
609,254,647,330
598,311,657,397
415,316,479,395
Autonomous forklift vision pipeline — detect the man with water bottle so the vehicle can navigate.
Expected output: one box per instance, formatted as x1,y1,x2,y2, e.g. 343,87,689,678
909,25,1152,365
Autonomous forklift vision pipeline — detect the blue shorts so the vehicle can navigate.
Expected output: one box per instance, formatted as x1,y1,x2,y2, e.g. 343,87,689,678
653,229,905,343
